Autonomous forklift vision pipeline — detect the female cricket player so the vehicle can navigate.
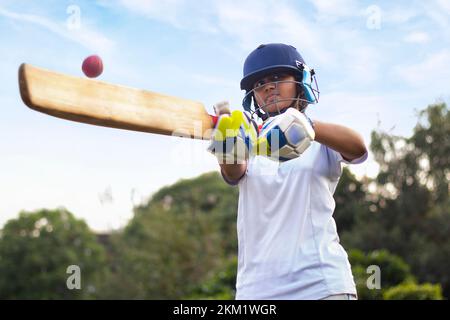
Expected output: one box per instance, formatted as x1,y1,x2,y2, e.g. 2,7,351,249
208,43,367,300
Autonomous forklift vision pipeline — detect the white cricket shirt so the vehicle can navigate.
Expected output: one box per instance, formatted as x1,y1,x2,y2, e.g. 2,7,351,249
227,141,367,300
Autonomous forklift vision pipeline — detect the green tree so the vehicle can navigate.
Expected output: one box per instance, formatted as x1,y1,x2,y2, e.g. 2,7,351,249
0,208,107,299
334,167,372,233
184,256,237,300
342,103,450,298
99,172,237,299
149,172,240,255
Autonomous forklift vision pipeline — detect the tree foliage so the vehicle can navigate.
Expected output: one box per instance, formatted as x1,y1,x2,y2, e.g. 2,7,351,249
349,249,414,299
383,282,443,300
184,256,237,300
340,103,449,298
0,209,106,299
97,172,238,299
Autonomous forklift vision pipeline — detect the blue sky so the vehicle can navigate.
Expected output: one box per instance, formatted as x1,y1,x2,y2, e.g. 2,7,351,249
1,0,449,231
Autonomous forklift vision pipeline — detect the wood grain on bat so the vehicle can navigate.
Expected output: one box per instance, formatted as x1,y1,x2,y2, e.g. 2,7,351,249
18,63,214,139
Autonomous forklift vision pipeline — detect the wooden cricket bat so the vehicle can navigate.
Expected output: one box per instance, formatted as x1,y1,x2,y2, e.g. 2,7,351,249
18,63,218,140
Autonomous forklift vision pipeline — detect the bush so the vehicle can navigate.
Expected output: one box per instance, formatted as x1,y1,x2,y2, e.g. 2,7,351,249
184,256,237,300
348,249,415,300
383,282,443,300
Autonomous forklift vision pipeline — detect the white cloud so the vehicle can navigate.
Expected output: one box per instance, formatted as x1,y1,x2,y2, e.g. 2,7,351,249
308,90,420,180
215,0,276,50
383,7,418,24
270,5,334,64
93,0,384,94
424,9,449,28
116,0,185,27
379,2,448,29
214,1,383,85
344,46,382,85
96,0,382,78
403,31,430,44
436,0,450,15
99,0,332,64
98,0,219,33
421,1,450,29
214,0,333,65
308,0,360,22
394,49,450,88
0,6,115,54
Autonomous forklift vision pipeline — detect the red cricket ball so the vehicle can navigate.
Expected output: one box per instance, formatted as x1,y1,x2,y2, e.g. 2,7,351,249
82,55,103,78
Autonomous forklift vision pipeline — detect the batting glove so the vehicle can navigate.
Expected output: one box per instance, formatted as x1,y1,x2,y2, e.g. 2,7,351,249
207,101,258,164
256,108,315,162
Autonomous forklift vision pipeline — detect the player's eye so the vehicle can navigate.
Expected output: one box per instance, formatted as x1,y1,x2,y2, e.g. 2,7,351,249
254,79,266,88
254,73,290,89
271,73,289,82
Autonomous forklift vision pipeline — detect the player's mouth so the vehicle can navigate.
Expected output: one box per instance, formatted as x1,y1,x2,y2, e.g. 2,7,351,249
265,94,280,104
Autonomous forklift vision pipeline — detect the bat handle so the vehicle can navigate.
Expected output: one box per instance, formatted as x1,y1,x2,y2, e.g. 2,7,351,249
211,115,219,127
211,100,231,128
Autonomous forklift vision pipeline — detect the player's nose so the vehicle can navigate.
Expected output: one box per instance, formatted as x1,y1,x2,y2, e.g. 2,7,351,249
263,81,276,93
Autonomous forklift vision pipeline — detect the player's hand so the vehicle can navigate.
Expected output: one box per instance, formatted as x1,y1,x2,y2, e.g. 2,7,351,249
207,101,258,164
256,108,315,162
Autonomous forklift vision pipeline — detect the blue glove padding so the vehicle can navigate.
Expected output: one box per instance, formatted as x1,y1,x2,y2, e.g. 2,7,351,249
256,108,315,162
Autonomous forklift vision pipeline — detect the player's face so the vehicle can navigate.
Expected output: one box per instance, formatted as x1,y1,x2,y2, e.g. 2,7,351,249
253,73,297,113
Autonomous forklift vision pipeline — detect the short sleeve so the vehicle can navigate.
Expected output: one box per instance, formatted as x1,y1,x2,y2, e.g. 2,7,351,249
220,168,246,186
336,150,368,165
324,145,368,179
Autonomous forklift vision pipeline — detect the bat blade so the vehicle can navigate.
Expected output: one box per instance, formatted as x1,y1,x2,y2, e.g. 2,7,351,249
18,63,217,140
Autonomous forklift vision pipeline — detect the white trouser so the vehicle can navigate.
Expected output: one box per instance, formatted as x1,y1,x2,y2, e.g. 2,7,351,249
321,294,357,300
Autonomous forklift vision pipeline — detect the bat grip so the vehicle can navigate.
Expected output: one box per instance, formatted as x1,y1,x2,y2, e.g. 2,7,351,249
211,115,219,127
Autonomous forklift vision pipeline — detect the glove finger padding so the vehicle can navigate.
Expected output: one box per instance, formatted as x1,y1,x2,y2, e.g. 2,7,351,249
257,108,315,162
214,110,244,140
208,109,258,164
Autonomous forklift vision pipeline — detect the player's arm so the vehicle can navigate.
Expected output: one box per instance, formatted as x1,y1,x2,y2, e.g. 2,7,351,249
313,120,367,161
220,162,247,183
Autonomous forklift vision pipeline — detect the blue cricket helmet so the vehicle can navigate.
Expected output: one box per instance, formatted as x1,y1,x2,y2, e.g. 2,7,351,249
240,43,306,91
240,43,319,116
